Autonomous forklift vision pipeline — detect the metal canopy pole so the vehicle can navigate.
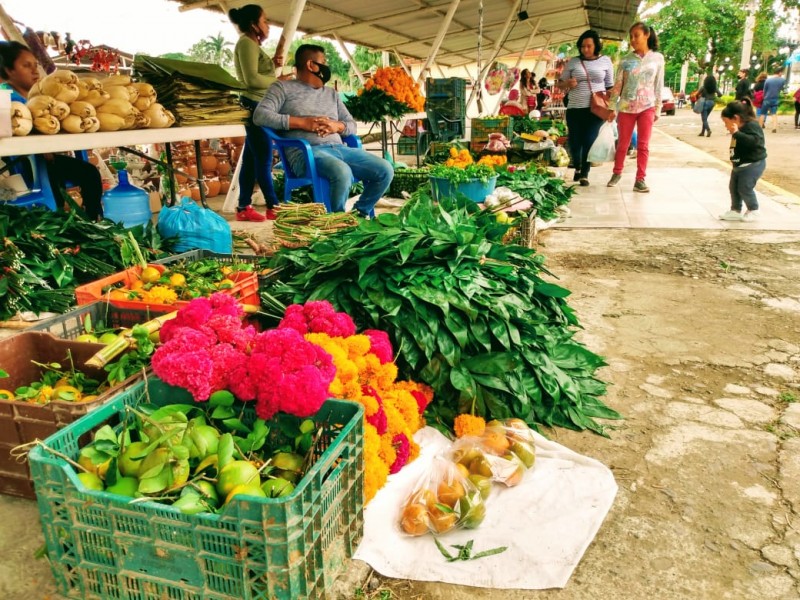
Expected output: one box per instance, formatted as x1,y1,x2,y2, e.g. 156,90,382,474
492,17,541,114
531,32,553,79
465,1,522,114
392,49,411,76
416,0,462,84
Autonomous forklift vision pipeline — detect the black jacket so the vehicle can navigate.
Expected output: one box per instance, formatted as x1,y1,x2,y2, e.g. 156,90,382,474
730,121,767,166
735,78,752,101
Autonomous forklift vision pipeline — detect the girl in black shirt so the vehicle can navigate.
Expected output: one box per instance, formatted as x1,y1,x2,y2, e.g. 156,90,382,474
718,101,766,222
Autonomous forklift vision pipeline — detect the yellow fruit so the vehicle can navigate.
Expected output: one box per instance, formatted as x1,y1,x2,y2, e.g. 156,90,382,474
130,280,144,291
455,463,470,479
0,389,14,401
217,278,235,289
75,334,99,343
225,483,266,505
400,502,429,536
51,385,82,402
481,430,510,455
437,479,465,508
98,332,119,345
168,273,186,288
140,266,161,284
118,441,149,477
216,460,260,497
76,472,104,491
80,395,99,403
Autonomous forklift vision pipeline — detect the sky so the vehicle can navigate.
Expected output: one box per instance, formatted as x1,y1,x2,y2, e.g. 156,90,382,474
1,0,281,57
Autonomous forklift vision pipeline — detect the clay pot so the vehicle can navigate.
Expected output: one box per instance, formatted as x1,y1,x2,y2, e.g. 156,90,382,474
232,147,242,164
186,164,198,179
200,150,218,173
205,178,221,197
219,177,231,194
215,156,231,177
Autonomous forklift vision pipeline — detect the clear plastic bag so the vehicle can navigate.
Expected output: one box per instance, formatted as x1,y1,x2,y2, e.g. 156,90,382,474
450,419,536,487
399,456,487,536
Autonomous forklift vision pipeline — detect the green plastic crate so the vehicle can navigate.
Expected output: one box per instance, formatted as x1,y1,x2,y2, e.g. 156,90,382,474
425,77,467,100
28,302,156,340
29,377,364,600
470,116,513,147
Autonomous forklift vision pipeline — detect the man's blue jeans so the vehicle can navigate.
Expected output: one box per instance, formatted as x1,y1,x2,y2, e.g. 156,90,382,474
287,144,393,213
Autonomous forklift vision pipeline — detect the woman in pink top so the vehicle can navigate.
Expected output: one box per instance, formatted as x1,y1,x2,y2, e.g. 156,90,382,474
607,22,664,193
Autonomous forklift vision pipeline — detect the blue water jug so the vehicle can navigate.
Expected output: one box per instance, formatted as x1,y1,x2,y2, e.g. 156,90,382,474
102,170,152,228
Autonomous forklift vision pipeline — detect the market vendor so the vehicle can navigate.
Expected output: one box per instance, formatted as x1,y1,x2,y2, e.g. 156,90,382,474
0,41,103,220
252,44,393,217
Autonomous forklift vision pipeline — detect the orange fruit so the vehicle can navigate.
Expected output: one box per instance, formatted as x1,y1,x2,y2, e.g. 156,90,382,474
168,273,186,288
436,479,465,508
140,266,161,284
428,505,457,534
455,463,470,479
130,280,144,291
481,430,510,455
400,502,429,536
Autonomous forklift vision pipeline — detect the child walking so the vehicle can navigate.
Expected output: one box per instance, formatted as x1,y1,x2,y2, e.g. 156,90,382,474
719,101,766,222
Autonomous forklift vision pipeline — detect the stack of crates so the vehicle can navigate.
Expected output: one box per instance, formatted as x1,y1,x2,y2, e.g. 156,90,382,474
425,78,467,142
470,116,514,153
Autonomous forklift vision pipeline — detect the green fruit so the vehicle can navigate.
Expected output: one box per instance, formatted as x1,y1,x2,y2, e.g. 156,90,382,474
189,425,220,459
468,455,493,478
193,480,220,508
172,493,208,515
261,477,295,498
216,460,260,497
98,332,119,345
106,476,138,497
271,452,304,483
75,334,100,343
467,474,492,500
225,484,266,505
118,441,149,477
458,495,486,529
76,471,104,491
510,441,536,469
138,447,170,479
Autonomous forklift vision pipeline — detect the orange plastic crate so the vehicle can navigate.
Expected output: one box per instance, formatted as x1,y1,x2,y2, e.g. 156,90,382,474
74,264,259,312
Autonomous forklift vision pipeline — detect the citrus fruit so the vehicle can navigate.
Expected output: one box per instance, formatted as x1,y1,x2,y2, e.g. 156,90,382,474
106,476,138,497
0,389,16,400
220,266,233,276
76,471,104,491
193,480,220,508
468,474,492,500
437,479,465,508
118,441,149,477
510,441,536,469
458,495,486,529
172,492,208,514
98,332,119,345
428,505,457,534
217,278,235,289
130,280,145,291
51,385,82,402
400,502,429,536
261,477,295,498
140,266,161,284
79,394,98,403
168,273,186,288
225,483,266,505
216,460,260,497
75,334,99,343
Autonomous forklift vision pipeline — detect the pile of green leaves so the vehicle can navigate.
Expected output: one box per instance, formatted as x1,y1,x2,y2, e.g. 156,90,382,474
512,117,567,137
344,88,413,122
429,163,497,184
495,168,577,221
267,193,620,435
0,206,172,320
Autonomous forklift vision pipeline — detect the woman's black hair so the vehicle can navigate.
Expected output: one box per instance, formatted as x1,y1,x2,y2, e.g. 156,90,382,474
520,68,532,85
538,77,548,88
630,21,659,51
228,4,263,33
0,41,31,79
577,30,602,55
721,100,756,122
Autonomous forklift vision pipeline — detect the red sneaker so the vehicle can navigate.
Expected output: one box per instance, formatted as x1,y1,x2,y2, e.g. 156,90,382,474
265,209,277,220
236,206,266,222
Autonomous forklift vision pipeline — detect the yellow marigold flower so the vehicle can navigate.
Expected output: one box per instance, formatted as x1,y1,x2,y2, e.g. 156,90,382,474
408,438,420,463
379,433,397,467
345,334,371,358
143,285,178,304
359,392,380,417
364,422,389,502
454,414,486,438
388,388,421,433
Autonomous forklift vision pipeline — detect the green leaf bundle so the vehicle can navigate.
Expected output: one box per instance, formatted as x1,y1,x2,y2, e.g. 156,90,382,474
267,192,620,435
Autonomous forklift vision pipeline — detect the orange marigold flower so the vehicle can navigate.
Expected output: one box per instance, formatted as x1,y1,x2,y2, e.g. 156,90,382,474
379,433,398,467
454,414,486,438
364,423,389,502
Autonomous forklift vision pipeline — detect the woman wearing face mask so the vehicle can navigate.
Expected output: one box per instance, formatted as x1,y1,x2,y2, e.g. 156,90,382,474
607,22,664,193
229,5,289,221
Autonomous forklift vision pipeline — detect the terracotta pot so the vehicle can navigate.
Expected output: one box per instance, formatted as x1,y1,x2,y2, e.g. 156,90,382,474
200,150,218,173
186,164,198,179
189,186,201,202
199,139,210,149
215,156,231,176
205,178,221,197
219,177,231,194
174,163,188,184
232,147,242,164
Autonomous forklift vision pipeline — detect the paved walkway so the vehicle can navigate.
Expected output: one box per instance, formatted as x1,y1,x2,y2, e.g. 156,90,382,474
555,127,800,230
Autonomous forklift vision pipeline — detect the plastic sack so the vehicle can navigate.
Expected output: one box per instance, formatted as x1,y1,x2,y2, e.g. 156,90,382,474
398,456,487,536
692,98,704,114
450,419,536,488
156,196,232,253
587,122,617,164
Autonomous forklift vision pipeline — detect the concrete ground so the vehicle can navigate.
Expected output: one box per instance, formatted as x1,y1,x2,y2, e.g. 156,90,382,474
2,108,800,600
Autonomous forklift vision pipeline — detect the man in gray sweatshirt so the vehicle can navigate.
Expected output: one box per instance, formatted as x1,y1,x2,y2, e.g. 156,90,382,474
253,44,393,216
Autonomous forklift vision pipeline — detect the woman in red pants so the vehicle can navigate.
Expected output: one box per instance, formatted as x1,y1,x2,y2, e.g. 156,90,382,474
606,22,664,193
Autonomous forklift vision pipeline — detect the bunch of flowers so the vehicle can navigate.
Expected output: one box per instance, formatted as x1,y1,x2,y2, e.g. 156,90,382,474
152,294,336,420
344,66,426,123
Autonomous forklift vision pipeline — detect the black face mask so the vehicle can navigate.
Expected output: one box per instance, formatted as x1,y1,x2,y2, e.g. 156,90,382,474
311,61,331,84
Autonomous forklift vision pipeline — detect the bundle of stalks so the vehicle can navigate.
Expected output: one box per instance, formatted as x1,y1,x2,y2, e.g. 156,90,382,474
272,203,359,248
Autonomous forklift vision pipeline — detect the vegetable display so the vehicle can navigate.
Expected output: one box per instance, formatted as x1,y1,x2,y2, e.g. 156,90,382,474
494,167,577,221
267,193,620,435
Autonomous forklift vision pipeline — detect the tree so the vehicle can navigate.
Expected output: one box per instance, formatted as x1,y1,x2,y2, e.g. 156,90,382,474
353,45,383,77
187,33,234,69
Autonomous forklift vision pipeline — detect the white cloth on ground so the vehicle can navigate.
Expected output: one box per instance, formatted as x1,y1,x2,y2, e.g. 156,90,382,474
353,426,617,590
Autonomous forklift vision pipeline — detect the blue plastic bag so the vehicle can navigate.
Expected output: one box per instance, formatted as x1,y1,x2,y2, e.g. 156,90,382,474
156,197,232,253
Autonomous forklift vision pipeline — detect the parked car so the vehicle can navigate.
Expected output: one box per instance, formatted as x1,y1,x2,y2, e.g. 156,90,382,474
661,88,676,115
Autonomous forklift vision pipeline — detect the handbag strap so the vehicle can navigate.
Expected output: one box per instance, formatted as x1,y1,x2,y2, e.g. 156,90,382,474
579,60,594,92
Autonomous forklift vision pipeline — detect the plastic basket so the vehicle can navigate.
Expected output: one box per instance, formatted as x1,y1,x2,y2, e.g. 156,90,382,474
429,175,498,203
28,302,156,340
0,332,142,499
74,263,260,313
387,168,430,197
425,77,467,100
397,135,429,156
470,116,513,144
425,96,466,118
154,250,281,291
28,377,364,600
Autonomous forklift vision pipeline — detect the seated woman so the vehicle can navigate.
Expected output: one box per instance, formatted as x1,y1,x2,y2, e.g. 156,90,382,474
0,41,103,220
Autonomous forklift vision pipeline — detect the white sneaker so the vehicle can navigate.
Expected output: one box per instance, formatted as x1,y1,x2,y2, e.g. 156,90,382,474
719,210,744,221
743,210,760,222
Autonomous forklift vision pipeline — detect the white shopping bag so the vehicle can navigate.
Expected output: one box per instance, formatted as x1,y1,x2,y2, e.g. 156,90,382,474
0,90,12,138
587,122,616,164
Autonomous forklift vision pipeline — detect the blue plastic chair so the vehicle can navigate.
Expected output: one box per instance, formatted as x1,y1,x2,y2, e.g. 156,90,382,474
5,150,90,212
262,127,363,213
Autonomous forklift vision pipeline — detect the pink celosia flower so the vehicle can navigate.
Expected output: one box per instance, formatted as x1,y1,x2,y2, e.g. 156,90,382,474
364,329,393,364
389,433,410,474
279,300,356,338
362,385,387,434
